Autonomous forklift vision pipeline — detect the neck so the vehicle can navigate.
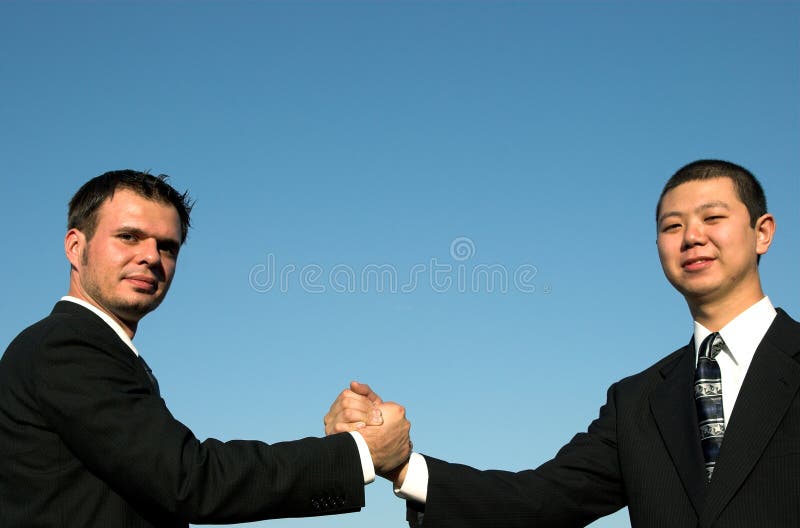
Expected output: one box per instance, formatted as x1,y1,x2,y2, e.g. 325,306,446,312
116,317,138,339
67,286,138,339
687,288,765,331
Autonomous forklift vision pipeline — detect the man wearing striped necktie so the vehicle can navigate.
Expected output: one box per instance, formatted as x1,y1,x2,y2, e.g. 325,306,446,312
329,159,800,527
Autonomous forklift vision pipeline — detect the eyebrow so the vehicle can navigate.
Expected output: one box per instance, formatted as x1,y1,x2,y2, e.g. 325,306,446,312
658,200,730,224
115,226,181,251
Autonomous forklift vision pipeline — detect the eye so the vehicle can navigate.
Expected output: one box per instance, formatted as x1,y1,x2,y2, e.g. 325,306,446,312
159,242,180,258
705,215,726,223
661,223,681,233
118,232,138,242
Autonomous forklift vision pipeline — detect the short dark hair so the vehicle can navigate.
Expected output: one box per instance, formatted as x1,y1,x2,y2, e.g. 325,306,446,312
68,170,194,243
656,159,767,227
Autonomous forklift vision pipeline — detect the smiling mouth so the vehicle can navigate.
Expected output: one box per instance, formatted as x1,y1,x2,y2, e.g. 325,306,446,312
682,258,714,272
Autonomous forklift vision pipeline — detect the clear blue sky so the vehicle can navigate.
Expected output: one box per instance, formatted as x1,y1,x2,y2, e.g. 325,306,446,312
1,2,798,527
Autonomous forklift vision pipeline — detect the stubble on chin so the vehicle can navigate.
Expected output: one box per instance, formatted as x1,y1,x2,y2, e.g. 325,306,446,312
114,284,170,321
116,297,161,320
83,275,167,324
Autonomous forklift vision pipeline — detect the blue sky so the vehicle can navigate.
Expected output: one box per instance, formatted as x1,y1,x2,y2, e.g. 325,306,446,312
1,2,798,527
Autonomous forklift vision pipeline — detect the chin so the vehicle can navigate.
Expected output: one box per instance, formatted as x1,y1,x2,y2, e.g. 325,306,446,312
115,297,164,320
674,272,721,292
681,284,723,304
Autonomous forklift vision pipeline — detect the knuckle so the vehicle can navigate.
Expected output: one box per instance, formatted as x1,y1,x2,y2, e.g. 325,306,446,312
341,394,360,407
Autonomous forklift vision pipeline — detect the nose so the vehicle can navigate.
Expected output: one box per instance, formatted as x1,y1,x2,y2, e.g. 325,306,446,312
682,219,707,249
138,237,161,266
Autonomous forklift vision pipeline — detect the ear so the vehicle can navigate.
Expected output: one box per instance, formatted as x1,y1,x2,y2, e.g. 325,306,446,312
65,228,86,269
754,213,775,256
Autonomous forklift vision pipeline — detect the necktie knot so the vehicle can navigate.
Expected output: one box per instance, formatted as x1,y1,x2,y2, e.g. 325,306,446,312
700,332,724,360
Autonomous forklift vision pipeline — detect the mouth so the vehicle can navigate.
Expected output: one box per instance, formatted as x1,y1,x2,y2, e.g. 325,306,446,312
124,275,158,292
681,257,715,272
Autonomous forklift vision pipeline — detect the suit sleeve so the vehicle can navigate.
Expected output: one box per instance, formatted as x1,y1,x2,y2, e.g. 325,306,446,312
411,384,627,528
34,318,365,523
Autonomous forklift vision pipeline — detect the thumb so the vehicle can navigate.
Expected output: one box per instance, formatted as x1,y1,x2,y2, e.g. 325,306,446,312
350,381,383,405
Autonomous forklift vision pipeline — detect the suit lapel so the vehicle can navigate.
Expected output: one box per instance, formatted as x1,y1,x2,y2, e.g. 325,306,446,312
699,310,800,527
650,343,708,517
53,301,153,390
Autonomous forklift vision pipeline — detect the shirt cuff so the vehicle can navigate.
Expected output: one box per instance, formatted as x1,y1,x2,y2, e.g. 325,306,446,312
394,452,428,503
349,431,375,484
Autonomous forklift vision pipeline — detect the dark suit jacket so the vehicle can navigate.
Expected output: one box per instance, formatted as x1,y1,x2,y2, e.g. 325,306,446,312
410,309,800,527
0,301,365,527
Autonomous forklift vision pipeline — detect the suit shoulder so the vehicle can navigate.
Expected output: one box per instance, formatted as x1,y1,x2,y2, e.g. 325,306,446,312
775,308,800,331
3,303,122,363
767,308,800,359
3,311,65,357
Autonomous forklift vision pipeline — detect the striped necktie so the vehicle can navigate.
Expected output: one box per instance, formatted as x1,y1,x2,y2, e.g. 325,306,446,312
694,332,725,482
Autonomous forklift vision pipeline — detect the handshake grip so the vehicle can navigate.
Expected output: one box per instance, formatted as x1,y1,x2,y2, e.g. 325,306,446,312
325,381,412,479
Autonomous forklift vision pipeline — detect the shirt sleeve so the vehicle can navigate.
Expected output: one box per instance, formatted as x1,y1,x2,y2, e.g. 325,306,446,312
349,431,375,484
394,452,428,503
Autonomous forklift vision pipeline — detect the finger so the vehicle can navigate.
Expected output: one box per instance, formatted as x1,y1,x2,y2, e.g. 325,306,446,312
329,391,382,422
332,406,383,426
350,381,383,405
325,419,366,435
324,403,383,433
377,401,406,421
328,390,369,416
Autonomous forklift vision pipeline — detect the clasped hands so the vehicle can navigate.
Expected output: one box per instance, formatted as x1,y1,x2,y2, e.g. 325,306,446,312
324,381,411,486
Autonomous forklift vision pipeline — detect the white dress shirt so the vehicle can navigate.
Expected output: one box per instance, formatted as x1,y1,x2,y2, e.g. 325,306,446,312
693,296,776,427
396,296,778,503
62,295,140,355
60,296,376,484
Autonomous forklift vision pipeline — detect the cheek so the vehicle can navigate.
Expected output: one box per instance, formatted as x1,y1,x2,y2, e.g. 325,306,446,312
655,240,673,265
710,230,747,257
656,242,684,279
90,247,132,280
163,261,178,283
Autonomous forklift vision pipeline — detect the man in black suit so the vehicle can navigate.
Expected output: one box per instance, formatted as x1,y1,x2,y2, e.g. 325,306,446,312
0,170,411,527
327,159,799,527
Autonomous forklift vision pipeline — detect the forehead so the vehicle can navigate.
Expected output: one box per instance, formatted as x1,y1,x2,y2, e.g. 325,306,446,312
95,188,181,238
660,177,742,210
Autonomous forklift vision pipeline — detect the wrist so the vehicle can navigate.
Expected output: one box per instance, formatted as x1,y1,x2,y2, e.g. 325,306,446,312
394,461,409,487
381,459,410,486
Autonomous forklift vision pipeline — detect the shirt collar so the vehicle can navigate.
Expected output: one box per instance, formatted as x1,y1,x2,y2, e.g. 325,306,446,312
61,296,139,356
693,296,776,367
